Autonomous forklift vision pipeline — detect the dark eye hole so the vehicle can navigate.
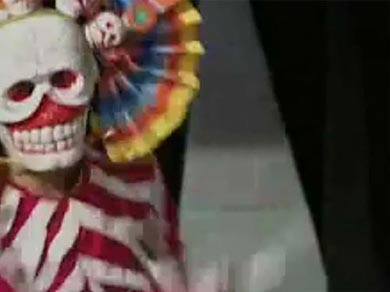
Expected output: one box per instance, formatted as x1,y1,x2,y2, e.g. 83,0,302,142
7,81,35,102
50,70,78,89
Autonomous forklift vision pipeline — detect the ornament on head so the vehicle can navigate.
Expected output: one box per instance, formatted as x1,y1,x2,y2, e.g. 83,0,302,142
0,0,164,50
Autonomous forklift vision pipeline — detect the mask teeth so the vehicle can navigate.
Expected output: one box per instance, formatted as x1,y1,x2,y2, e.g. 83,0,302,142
11,115,85,154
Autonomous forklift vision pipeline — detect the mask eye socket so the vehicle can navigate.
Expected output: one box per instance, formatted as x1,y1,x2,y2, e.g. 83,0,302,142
50,70,78,90
7,81,35,102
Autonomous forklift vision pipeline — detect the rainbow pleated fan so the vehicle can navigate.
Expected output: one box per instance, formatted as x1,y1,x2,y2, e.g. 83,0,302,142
90,0,203,162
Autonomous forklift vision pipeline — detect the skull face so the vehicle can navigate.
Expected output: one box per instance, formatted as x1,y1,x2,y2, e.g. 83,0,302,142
0,13,98,172
3,0,42,16
85,12,125,48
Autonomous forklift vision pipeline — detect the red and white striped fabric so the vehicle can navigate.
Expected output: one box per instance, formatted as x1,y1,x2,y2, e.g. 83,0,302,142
0,158,184,292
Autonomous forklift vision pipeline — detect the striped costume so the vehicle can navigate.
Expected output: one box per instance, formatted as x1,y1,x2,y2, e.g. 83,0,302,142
0,157,183,292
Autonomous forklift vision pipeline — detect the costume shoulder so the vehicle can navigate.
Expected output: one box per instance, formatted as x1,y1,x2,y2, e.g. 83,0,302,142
86,145,158,184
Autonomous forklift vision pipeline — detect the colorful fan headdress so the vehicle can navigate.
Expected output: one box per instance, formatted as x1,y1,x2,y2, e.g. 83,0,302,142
0,0,203,163
90,0,204,162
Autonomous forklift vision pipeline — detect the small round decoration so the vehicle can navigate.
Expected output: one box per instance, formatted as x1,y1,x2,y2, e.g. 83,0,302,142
122,0,157,33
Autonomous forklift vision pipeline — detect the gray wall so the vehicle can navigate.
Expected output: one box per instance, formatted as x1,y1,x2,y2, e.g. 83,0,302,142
180,1,327,291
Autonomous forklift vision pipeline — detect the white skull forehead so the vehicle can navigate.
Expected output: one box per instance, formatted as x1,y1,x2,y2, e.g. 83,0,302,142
0,12,98,172
0,14,98,123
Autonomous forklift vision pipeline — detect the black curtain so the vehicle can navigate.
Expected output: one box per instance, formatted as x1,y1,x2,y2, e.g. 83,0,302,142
156,120,189,206
251,1,390,291
251,0,327,244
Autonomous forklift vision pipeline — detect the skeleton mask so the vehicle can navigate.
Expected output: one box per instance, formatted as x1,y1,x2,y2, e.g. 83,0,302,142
0,11,98,172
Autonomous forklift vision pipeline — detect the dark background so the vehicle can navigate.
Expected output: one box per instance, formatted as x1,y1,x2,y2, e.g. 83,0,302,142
251,1,390,291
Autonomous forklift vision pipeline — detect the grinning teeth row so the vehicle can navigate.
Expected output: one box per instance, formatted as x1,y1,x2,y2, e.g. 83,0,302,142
15,138,77,153
13,117,83,145
12,116,84,153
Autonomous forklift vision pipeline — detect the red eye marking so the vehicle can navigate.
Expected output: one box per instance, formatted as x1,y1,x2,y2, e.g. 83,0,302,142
106,22,113,29
50,70,78,89
7,81,35,102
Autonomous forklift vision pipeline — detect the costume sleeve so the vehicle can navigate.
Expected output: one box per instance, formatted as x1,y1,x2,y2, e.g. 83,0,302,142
0,276,15,292
0,248,32,292
142,161,188,291
146,164,183,258
88,153,188,290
